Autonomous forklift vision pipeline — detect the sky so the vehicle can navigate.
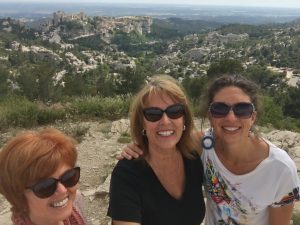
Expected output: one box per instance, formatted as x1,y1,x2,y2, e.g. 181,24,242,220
1,0,300,8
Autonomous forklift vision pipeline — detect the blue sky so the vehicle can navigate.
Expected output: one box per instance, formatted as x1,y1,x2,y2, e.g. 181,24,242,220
1,0,300,8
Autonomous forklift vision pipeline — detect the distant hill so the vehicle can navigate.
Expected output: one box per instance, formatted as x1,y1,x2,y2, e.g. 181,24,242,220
151,18,222,39
1,2,300,25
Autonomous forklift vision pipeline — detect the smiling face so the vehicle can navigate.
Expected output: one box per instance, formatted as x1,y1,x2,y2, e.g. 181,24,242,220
209,86,257,145
143,91,185,154
24,163,77,225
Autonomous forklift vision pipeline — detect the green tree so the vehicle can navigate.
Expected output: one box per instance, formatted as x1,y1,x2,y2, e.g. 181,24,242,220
115,67,146,95
207,58,244,78
244,65,285,90
63,73,86,96
182,76,207,100
0,66,10,97
258,95,284,126
8,51,27,67
282,87,300,118
96,64,116,97
37,63,57,102
17,66,39,100
17,63,57,102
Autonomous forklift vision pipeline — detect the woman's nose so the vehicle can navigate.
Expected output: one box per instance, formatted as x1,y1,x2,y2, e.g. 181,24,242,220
55,182,68,194
160,112,171,123
225,109,238,120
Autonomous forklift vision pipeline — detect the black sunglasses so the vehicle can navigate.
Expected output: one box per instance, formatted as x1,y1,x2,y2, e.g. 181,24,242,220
27,167,80,199
143,103,185,122
209,102,255,119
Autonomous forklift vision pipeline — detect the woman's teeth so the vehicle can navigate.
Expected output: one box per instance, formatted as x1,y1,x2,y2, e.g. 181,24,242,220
158,131,174,136
51,197,69,208
223,127,239,131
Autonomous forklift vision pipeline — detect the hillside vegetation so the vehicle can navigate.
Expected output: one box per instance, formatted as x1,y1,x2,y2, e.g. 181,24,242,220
0,15,300,131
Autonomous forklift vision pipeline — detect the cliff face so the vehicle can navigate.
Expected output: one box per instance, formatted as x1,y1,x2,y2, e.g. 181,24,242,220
0,120,299,225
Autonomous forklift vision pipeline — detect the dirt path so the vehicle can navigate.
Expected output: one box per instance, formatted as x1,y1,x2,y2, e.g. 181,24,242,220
75,121,122,225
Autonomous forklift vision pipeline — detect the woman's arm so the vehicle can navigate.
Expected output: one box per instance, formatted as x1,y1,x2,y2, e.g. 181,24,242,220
269,204,294,225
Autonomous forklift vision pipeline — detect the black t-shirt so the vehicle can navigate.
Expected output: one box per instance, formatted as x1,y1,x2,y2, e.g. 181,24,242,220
107,154,205,225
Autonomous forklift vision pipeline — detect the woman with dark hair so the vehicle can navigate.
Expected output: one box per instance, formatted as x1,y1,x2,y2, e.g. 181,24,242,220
198,75,299,225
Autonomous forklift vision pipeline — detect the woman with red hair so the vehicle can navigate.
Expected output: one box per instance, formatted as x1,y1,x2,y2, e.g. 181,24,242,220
0,128,87,225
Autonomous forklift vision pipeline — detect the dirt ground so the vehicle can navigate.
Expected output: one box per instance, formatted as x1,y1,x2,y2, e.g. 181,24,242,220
75,121,124,225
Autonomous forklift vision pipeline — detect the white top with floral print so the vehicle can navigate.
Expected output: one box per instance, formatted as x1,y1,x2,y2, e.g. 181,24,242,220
201,137,300,225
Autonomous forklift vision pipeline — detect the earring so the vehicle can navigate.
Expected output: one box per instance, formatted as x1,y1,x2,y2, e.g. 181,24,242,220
201,128,214,150
142,129,146,136
183,125,186,131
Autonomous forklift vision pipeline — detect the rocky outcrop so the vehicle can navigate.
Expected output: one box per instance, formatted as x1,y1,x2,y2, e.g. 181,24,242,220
183,48,210,63
205,31,249,45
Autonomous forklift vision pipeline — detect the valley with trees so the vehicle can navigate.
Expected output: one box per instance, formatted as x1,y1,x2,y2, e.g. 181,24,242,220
0,7,300,225
0,12,300,132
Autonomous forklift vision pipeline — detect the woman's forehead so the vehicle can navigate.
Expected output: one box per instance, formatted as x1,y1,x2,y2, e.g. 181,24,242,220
213,86,251,102
145,91,177,106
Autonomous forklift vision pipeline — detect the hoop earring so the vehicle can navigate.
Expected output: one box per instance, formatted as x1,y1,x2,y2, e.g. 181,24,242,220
201,128,214,150
142,129,146,136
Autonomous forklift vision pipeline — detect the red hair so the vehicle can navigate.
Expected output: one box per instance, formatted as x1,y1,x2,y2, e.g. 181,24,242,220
0,128,77,216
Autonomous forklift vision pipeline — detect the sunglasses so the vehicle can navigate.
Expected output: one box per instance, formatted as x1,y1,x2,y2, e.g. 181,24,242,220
27,167,80,199
209,102,255,119
143,103,185,122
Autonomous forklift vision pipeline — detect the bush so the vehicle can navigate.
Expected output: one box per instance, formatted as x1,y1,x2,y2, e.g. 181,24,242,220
0,95,132,130
61,124,90,143
67,96,104,118
117,132,132,143
0,96,39,129
37,108,66,125
100,96,131,120
293,213,300,225
65,95,131,120
257,96,284,126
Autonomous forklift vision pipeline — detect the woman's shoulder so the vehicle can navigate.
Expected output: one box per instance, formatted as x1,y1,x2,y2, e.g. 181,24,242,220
112,159,148,178
267,141,297,171
183,152,203,169
268,141,292,160
72,191,88,224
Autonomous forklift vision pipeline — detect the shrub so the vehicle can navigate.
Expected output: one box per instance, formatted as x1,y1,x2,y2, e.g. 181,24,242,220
37,108,66,125
66,95,130,120
67,96,104,117
63,124,90,143
0,96,39,129
257,96,284,126
100,96,131,120
293,213,300,225
67,96,130,120
117,132,132,143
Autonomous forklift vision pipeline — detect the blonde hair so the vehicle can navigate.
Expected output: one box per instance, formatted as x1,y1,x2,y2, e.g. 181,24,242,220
130,74,199,158
0,128,77,216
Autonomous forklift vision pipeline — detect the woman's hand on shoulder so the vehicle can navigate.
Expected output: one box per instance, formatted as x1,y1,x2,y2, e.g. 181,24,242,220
116,143,143,160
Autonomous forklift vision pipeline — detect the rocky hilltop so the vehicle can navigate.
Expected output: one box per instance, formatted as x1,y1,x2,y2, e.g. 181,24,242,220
0,119,300,225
